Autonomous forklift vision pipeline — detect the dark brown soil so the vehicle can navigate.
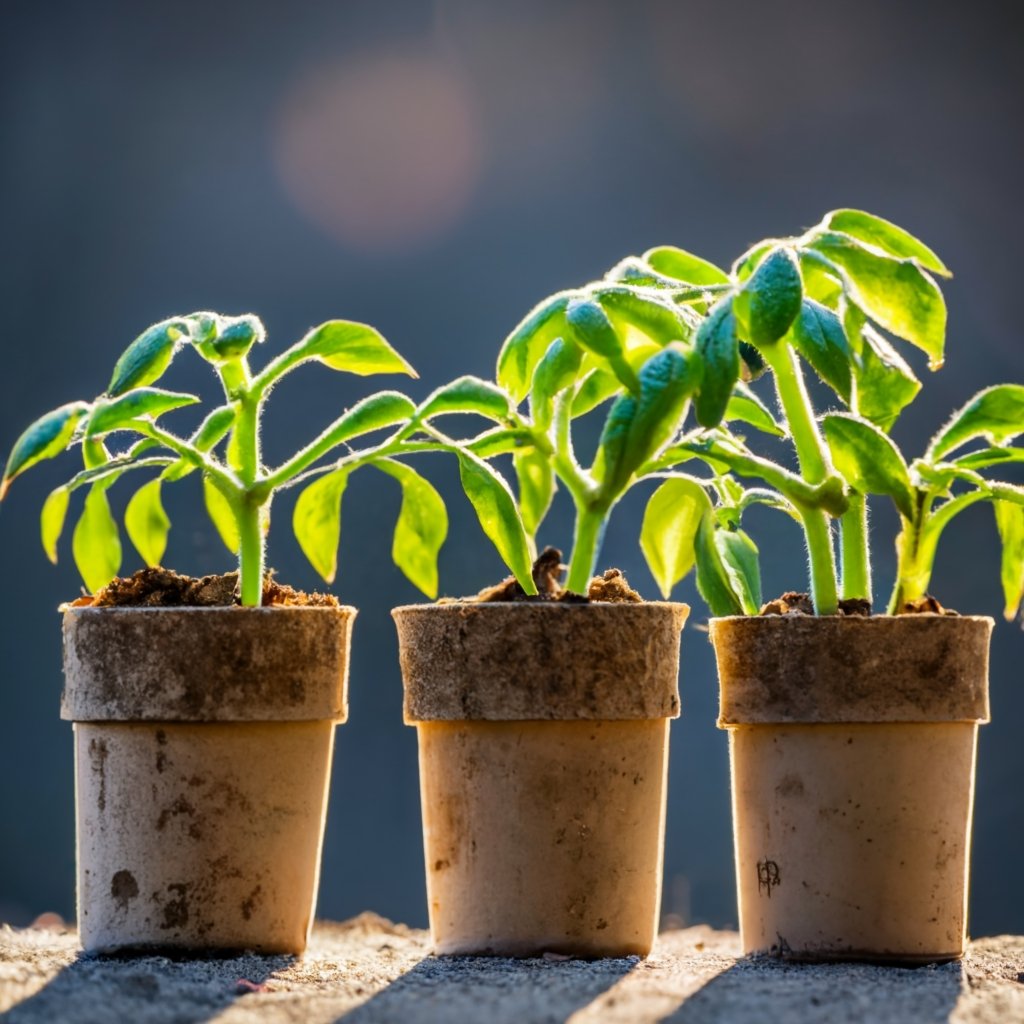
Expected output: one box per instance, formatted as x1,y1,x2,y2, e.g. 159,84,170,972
469,548,642,604
71,568,338,608
759,592,870,616
899,594,957,615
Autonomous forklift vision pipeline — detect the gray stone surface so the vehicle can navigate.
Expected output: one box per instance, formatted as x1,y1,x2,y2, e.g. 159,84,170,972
2,914,1023,1023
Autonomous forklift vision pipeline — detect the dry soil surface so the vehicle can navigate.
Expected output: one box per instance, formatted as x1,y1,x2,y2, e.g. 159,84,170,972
2,914,1023,1023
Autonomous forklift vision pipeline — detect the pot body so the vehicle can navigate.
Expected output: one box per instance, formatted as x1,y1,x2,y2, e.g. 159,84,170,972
711,614,992,963
394,601,688,958
62,605,354,954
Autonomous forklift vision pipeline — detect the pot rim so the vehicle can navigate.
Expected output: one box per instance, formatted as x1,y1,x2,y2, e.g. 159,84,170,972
710,611,995,625
63,603,357,615
392,599,688,615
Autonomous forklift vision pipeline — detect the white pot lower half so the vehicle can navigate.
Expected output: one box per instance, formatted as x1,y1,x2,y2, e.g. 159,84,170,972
63,605,354,954
711,614,992,964
394,601,688,958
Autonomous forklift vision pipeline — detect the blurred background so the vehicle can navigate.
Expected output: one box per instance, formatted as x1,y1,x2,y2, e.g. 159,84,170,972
1,0,1021,935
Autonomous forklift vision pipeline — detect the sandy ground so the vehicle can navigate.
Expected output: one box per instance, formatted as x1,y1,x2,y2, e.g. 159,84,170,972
2,914,1023,1023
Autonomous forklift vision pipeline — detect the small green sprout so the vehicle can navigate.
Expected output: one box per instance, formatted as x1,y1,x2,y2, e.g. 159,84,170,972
606,210,958,615
2,313,537,605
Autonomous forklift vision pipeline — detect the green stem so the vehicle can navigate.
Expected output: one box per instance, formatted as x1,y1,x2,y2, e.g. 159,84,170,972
237,495,265,607
840,492,871,603
565,503,607,594
799,504,839,615
232,381,266,606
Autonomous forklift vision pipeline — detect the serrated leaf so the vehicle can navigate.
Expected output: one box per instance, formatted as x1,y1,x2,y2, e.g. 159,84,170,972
417,377,511,422
456,451,536,593
640,476,712,597
292,470,348,582
203,478,240,555
376,460,447,598
994,501,1024,621
733,247,803,348
72,484,121,592
823,413,914,519
853,325,921,431
791,300,853,402
292,321,416,377
644,245,729,286
694,297,739,428
927,385,1024,461
86,388,199,438
514,447,555,539
810,232,946,367
566,298,639,393
40,487,70,564
2,402,91,498
822,210,950,277
124,479,170,566
724,382,785,436
108,319,188,396
497,292,572,403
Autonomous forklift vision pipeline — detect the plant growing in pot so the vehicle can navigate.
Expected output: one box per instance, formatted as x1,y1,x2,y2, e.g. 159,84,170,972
390,280,749,958
613,211,1018,963
1,311,528,955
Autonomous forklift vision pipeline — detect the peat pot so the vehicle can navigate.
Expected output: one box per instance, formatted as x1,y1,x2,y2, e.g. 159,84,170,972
710,614,992,964
393,601,688,958
61,605,355,955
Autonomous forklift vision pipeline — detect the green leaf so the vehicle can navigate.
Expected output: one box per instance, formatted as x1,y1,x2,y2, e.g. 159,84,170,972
640,476,712,597
466,427,535,458
566,298,640,393
292,321,416,377
955,447,1024,472
2,401,91,498
822,210,950,277
733,247,803,348
644,245,729,286
292,469,348,582
597,347,699,495
310,392,417,461
927,385,1024,461
417,377,511,422
571,367,620,417
852,323,921,431
791,300,853,403
195,314,265,363
731,240,776,282
124,479,170,566
593,285,700,345
108,319,189,396
994,501,1024,621
724,382,785,437
514,447,555,538
374,460,447,597
203,478,240,555
694,513,745,616
72,484,121,593
530,337,583,427
86,388,199,438
717,526,762,612
193,406,237,452
497,292,572,403
823,413,914,519
694,297,739,428
456,451,536,594
40,486,70,564
810,232,946,367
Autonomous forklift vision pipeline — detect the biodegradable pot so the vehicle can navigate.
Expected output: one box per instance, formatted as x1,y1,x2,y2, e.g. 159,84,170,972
393,601,688,958
710,614,992,964
61,605,354,955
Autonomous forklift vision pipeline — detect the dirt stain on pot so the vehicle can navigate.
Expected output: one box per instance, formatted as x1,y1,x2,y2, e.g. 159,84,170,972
240,884,262,921
156,796,199,839
775,774,805,798
158,883,189,930
110,870,139,910
88,738,108,812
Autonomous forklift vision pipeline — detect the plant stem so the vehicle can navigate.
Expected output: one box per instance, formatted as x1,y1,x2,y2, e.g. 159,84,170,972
237,495,265,607
565,503,607,594
840,493,871,603
764,344,841,614
230,366,266,606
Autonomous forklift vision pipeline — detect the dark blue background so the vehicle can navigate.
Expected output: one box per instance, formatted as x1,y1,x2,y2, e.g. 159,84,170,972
1,0,1021,935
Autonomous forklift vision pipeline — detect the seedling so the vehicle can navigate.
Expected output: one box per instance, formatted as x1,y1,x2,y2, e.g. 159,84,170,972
2,312,538,605
606,210,971,614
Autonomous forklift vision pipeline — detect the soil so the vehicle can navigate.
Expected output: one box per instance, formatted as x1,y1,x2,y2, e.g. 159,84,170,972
758,592,954,616
69,568,338,608
471,548,643,604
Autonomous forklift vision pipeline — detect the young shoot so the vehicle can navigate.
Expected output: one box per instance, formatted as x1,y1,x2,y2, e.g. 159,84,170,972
2,313,538,605
605,210,952,614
